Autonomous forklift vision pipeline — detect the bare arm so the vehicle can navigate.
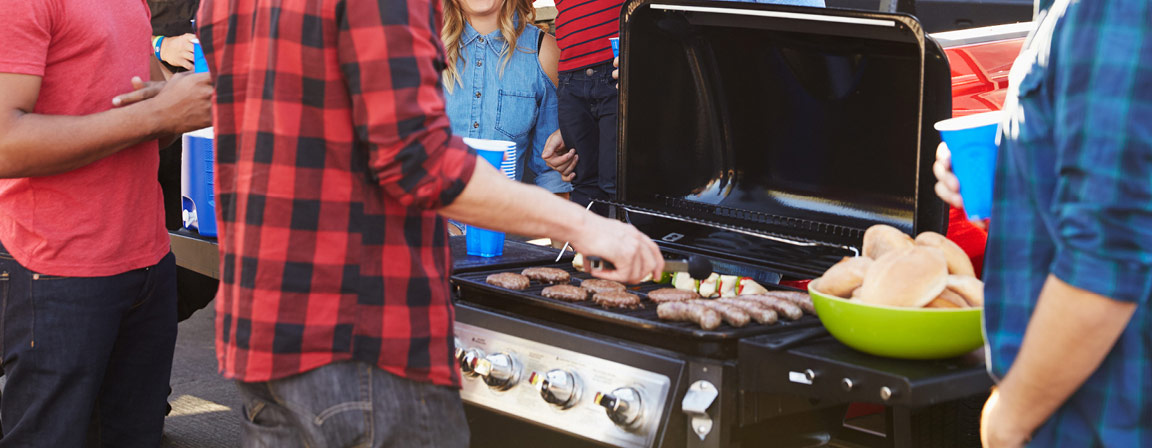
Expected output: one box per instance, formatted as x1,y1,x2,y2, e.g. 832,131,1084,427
536,33,577,181
0,72,212,178
539,33,560,88
440,161,664,284
149,56,179,147
0,73,166,177
982,276,1137,446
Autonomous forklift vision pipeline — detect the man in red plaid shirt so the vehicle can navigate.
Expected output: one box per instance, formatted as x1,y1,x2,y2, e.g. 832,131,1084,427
196,0,663,445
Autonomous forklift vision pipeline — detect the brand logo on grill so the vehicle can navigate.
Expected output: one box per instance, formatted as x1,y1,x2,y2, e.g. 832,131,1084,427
662,233,684,242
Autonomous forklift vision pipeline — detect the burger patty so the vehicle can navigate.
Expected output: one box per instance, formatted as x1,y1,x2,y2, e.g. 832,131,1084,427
486,272,530,290
646,288,699,303
592,291,642,309
542,284,589,302
521,267,570,284
581,279,626,295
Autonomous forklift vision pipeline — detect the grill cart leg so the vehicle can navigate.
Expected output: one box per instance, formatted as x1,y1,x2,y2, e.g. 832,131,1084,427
889,407,915,448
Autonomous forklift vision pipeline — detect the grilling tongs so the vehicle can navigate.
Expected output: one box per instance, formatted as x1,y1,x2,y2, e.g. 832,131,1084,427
584,255,713,280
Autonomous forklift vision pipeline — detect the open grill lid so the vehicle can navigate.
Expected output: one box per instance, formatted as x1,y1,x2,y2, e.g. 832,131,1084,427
614,1,952,278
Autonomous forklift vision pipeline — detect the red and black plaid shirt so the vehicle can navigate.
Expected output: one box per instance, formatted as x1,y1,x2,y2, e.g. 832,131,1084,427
199,0,476,386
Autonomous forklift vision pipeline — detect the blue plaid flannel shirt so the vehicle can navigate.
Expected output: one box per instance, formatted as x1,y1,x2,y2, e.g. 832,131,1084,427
983,0,1152,445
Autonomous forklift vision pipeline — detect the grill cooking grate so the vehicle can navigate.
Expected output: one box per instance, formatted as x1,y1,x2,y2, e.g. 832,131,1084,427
452,263,821,342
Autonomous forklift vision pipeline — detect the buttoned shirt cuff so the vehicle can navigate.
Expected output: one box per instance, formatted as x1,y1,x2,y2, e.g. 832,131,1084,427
1051,246,1152,304
427,136,478,208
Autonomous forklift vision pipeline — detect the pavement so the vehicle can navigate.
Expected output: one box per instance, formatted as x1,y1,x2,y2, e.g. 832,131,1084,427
162,306,243,447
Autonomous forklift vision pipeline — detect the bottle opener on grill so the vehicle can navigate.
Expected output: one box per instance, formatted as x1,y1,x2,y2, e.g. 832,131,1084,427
584,254,713,280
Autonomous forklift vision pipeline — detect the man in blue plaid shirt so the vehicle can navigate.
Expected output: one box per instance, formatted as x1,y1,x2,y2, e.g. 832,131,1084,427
935,0,1152,446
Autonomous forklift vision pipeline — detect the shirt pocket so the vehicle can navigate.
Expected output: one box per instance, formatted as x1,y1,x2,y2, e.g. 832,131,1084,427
495,90,538,139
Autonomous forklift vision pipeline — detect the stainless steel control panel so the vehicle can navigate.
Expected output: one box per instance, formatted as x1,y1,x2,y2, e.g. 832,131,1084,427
455,322,672,448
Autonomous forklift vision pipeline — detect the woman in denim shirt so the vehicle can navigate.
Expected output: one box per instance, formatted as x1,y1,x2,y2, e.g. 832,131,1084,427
442,0,571,196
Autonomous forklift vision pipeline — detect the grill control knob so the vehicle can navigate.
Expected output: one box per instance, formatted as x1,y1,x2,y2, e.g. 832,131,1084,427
530,370,581,409
476,352,520,390
459,348,486,377
594,387,644,429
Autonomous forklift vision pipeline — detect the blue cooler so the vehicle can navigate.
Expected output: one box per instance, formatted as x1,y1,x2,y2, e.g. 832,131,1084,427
182,127,217,237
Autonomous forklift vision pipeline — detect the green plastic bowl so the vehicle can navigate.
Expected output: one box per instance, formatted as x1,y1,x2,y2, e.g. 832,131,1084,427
808,284,985,359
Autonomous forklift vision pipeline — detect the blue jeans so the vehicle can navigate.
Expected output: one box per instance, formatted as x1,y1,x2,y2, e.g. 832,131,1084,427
0,245,177,447
236,362,469,448
558,62,619,213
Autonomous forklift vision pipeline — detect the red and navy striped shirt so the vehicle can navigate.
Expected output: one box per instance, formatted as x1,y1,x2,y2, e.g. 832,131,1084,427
198,0,476,386
555,0,624,72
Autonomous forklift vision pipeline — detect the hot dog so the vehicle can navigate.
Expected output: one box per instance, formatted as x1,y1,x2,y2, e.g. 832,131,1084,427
693,299,750,328
657,302,722,330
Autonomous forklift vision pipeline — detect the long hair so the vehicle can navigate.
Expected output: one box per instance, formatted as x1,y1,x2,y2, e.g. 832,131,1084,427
442,0,537,93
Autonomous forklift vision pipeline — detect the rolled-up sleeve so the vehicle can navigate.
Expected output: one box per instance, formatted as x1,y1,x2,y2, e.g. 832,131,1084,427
1050,14,1152,304
337,0,476,210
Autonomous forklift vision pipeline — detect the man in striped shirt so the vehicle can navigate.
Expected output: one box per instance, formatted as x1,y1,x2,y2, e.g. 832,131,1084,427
550,0,626,214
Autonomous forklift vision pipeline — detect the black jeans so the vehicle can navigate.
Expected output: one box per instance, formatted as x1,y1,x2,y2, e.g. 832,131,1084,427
236,361,469,448
0,245,177,447
558,62,619,214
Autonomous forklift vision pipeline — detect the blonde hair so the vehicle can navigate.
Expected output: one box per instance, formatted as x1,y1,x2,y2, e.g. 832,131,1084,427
442,0,537,93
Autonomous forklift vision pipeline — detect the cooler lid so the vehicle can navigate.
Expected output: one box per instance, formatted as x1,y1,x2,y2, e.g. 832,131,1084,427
614,1,951,277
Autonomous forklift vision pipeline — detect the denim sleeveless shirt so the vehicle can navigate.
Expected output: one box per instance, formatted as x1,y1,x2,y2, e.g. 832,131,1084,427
444,19,571,193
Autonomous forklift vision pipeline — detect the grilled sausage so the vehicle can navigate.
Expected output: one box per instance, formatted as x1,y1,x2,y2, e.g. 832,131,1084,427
761,291,815,314
716,298,778,324
593,291,642,309
486,272,530,290
522,267,571,284
693,300,750,327
542,284,590,302
732,295,804,320
581,279,627,295
657,302,722,331
647,288,699,303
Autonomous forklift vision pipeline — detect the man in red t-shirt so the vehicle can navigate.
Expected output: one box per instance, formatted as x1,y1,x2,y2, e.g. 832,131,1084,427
0,0,212,445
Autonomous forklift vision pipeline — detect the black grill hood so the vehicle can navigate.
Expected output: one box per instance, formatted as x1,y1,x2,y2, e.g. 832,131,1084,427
614,1,951,278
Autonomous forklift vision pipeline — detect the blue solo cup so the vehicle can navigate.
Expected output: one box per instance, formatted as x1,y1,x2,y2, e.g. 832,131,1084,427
475,147,504,169
935,111,1002,220
192,38,208,73
466,147,508,257
609,37,620,58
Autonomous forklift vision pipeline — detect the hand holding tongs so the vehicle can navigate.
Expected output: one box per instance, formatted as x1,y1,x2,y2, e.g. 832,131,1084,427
584,254,713,280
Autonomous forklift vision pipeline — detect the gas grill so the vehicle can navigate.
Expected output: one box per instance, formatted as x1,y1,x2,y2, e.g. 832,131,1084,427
453,2,990,447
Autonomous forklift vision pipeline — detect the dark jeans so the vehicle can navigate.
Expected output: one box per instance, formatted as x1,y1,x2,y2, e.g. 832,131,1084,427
558,61,619,214
0,245,178,447
236,361,468,448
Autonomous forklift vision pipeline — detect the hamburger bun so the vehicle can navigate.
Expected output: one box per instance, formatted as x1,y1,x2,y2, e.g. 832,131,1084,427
926,289,969,308
857,246,948,308
862,225,914,259
815,256,873,298
946,275,984,307
915,231,976,277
